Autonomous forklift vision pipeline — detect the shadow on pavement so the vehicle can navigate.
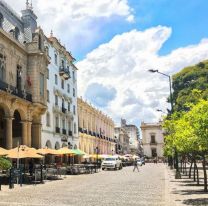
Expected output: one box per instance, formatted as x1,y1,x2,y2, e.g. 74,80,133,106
183,198,208,205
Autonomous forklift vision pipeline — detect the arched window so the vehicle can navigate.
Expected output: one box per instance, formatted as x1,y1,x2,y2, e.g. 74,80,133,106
14,27,20,40
46,112,50,127
0,53,6,80
0,13,3,28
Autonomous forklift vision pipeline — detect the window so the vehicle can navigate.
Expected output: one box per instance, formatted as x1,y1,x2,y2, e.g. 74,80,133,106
46,113,50,127
62,99,65,108
0,13,3,28
73,88,75,97
47,69,49,79
68,102,70,111
61,59,64,68
62,119,65,129
55,116,59,127
74,122,77,134
14,27,20,40
55,74,58,85
55,95,58,106
40,73,44,96
47,90,50,102
72,71,75,81
67,84,70,93
151,135,156,143
61,79,64,89
73,105,76,115
0,53,6,80
54,53,57,65
16,65,22,91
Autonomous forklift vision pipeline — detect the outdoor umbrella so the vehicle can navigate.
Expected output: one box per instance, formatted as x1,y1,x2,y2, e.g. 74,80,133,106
71,149,86,155
37,147,61,155
58,147,76,155
7,145,43,159
0,147,9,156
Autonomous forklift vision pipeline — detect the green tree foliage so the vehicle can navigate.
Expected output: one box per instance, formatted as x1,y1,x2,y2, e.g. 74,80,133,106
172,60,208,111
0,157,12,170
163,100,208,191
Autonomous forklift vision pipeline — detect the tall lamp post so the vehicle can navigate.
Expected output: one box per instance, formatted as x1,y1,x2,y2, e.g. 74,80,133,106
148,69,181,179
95,146,99,172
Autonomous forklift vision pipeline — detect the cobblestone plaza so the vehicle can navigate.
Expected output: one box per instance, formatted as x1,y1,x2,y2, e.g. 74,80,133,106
0,164,171,206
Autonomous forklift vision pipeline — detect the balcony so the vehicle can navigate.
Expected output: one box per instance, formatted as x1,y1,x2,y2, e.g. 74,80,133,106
68,130,72,136
62,129,67,135
150,142,157,145
59,66,71,80
56,127,60,133
62,107,67,114
0,80,32,102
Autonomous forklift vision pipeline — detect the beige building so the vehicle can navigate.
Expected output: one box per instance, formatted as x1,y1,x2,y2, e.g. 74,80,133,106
78,98,116,155
140,122,164,158
0,2,49,149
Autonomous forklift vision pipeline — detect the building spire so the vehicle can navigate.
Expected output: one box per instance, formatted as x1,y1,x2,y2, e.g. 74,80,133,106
30,0,33,10
26,0,29,9
50,30,53,37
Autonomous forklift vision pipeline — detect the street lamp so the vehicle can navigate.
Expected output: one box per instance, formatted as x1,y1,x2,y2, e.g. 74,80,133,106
148,69,181,179
156,109,166,114
95,146,99,172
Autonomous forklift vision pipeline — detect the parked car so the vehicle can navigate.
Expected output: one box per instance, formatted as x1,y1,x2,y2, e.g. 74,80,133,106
101,157,123,170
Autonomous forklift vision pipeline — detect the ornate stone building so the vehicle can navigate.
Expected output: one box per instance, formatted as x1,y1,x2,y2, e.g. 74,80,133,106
140,121,164,158
41,33,78,150
114,127,130,154
0,1,49,149
78,98,116,155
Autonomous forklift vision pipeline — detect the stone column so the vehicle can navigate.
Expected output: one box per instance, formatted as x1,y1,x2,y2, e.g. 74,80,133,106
32,122,42,148
27,121,32,147
21,121,28,146
5,117,13,149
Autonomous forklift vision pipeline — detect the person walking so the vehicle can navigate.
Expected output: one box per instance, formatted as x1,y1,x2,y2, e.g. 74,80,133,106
133,159,139,172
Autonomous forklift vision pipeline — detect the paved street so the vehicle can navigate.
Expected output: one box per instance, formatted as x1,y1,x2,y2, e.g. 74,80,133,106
0,164,173,206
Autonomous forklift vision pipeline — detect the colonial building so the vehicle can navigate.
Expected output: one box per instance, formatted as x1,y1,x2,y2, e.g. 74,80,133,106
78,98,116,155
121,119,139,153
0,1,49,149
41,33,78,150
114,127,130,154
140,121,164,158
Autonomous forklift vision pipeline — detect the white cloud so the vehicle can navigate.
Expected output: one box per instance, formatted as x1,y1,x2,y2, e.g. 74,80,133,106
76,26,208,126
5,0,134,55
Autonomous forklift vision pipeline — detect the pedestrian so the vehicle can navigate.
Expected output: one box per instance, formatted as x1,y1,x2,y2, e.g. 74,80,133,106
133,159,139,172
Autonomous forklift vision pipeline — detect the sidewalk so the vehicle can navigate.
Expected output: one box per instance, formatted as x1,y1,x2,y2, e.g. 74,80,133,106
165,165,208,206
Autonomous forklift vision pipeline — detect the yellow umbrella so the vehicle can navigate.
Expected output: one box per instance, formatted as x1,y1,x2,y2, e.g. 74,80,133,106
37,147,61,155
58,147,76,155
0,147,9,156
7,145,43,159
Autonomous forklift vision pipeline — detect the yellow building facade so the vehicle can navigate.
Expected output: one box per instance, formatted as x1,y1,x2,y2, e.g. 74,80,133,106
78,98,116,155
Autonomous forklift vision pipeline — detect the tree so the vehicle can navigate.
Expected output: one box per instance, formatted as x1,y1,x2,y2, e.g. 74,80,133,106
172,60,208,111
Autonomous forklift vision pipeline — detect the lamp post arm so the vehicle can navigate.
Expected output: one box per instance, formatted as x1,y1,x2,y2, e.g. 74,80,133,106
157,71,170,78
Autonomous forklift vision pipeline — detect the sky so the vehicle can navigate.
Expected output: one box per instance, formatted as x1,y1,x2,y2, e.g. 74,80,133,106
5,0,208,127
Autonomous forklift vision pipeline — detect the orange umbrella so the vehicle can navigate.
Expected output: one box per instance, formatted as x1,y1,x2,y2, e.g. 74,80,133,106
0,147,9,156
7,145,43,159
37,147,61,155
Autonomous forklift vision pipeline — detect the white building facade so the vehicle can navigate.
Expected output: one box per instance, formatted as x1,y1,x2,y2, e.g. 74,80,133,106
140,122,164,158
41,34,78,149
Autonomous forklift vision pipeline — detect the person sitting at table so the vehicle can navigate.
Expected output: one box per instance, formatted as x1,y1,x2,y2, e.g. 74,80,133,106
29,160,34,176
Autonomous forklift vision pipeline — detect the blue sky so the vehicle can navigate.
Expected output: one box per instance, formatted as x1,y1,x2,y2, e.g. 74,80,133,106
75,0,208,60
